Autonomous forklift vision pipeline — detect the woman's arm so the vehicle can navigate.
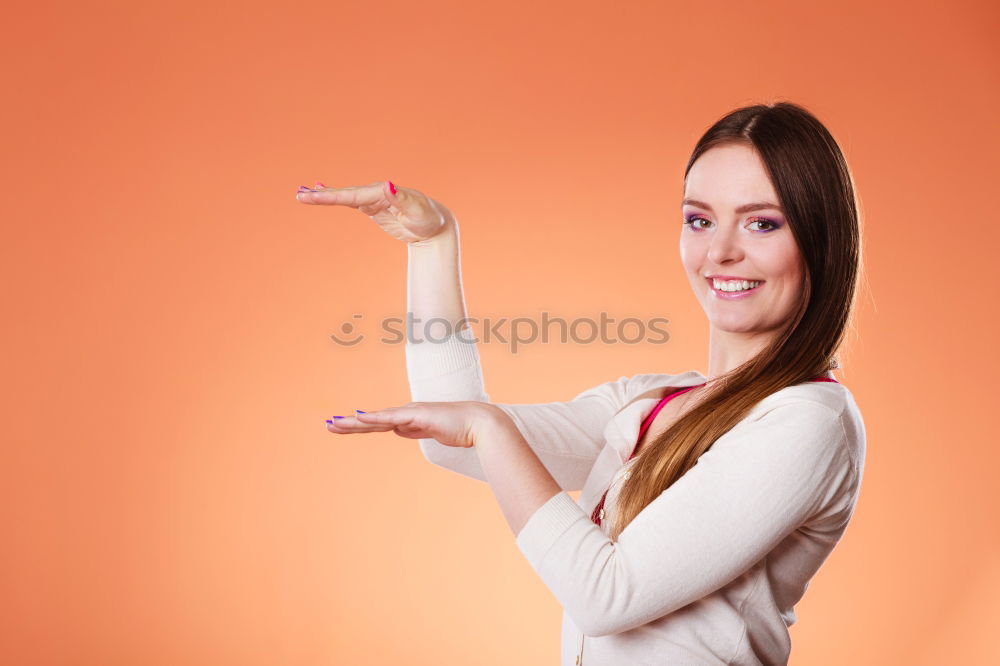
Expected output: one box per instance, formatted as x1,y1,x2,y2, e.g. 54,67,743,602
300,180,618,482
483,399,860,637
406,325,638,489
405,210,628,490
406,211,469,341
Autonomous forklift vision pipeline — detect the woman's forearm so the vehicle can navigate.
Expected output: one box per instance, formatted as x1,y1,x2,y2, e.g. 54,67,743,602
406,214,471,342
475,408,563,536
404,209,493,479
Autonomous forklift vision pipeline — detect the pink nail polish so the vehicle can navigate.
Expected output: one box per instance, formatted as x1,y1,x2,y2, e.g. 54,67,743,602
315,181,326,188
388,181,397,196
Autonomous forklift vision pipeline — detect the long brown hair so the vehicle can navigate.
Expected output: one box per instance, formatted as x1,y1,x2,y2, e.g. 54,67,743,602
608,101,864,541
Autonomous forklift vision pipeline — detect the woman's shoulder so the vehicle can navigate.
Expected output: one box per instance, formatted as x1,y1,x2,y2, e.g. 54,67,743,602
757,378,863,425
585,371,864,444
623,371,862,416
752,379,866,474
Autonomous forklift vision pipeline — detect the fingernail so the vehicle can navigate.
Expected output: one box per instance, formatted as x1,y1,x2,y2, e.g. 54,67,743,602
315,181,326,188
332,415,345,419
387,181,397,196
325,419,333,424
355,409,366,414
298,185,314,192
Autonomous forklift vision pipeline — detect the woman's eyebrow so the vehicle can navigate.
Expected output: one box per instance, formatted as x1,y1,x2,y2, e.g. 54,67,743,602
681,198,784,214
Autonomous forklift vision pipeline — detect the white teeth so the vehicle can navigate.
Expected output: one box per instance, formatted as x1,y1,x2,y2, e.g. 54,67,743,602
712,278,761,292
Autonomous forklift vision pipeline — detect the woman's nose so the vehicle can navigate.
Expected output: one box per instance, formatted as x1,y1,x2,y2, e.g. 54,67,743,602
706,227,744,265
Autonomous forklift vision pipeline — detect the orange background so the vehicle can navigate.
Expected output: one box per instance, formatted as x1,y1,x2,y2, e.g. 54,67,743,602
2,1,997,664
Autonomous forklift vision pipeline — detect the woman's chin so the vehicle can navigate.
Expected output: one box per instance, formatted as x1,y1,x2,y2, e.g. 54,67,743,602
705,314,768,334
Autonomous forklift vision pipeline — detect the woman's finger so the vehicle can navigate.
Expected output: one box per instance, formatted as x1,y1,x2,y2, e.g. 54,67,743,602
354,408,418,427
389,423,433,439
325,414,396,433
295,181,388,207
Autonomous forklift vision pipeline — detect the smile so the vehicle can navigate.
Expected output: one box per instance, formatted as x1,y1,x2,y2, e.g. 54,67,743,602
706,277,764,300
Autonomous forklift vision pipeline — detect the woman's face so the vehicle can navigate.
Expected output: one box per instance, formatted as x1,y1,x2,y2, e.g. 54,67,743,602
680,143,805,337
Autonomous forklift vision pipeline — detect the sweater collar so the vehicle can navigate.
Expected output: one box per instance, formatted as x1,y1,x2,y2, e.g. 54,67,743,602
604,371,709,464
577,371,710,514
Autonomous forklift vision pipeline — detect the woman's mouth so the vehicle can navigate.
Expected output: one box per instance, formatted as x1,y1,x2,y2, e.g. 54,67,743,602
706,277,765,300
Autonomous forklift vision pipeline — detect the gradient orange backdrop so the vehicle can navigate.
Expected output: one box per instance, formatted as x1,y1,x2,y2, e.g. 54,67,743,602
3,0,998,664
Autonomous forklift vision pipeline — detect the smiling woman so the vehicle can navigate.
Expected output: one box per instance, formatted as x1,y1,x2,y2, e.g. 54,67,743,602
310,100,865,666
680,148,805,331
611,103,861,548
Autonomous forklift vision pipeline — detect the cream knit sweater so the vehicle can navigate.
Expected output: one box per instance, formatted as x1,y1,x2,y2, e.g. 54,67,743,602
405,329,866,665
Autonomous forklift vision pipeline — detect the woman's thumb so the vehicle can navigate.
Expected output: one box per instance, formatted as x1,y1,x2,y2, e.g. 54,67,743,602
385,180,402,202
385,180,415,216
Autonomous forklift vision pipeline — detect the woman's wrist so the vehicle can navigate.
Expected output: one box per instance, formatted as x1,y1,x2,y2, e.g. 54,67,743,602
471,403,518,448
407,210,457,250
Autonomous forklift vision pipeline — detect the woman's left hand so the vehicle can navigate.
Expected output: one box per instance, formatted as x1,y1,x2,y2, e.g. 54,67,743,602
326,401,507,449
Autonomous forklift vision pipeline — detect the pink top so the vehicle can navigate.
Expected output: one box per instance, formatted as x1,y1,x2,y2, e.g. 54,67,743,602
590,376,841,526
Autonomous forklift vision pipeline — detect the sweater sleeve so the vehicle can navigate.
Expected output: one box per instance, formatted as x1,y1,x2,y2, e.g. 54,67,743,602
513,400,857,637
405,327,630,490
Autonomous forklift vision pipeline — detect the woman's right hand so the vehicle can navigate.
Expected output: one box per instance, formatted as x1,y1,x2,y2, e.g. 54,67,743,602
296,180,454,244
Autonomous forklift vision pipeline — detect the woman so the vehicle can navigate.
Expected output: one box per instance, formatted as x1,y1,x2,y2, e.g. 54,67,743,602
301,101,866,666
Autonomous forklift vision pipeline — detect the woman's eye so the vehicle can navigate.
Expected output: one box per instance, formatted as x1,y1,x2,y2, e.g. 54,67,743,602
749,217,780,231
683,216,711,230
682,215,781,231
